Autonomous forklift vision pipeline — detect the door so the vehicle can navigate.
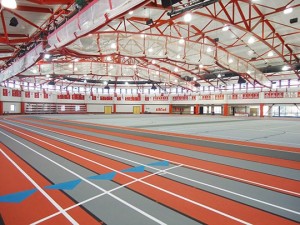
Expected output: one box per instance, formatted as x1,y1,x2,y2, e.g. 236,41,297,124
133,106,140,114
104,106,112,114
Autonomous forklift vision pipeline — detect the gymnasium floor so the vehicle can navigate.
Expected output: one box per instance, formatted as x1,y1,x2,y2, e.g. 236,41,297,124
0,114,299,225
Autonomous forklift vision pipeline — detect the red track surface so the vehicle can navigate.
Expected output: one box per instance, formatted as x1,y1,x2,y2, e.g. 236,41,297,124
0,143,100,225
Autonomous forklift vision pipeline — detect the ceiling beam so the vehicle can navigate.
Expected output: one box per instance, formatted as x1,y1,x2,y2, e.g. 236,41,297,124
16,5,53,13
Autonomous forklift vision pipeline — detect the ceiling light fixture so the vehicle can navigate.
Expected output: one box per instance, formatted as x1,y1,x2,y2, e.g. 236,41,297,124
128,10,134,15
1,0,17,9
283,7,293,14
44,54,51,59
179,38,185,44
183,13,192,22
222,25,229,31
207,47,212,53
148,47,153,52
174,67,179,72
267,51,274,57
248,36,255,44
228,58,233,64
111,43,116,49
282,65,290,71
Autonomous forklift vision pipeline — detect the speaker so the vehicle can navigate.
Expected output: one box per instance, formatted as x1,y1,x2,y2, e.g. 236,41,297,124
290,18,298,24
146,19,153,25
161,0,181,8
238,76,246,84
9,17,18,27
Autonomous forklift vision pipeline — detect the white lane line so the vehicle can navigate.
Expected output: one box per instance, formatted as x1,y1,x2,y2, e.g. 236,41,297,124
4,121,300,216
0,130,167,225
0,123,252,225
0,147,79,225
4,120,300,197
33,165,182,224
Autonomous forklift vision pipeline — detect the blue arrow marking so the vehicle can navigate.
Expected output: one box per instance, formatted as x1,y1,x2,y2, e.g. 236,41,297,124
148,160,169,167
45,179,81,190
122,165,145,173
0,189,37,203
88,171,116,180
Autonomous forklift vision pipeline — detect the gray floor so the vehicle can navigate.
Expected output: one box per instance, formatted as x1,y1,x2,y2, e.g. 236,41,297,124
42,114,300,148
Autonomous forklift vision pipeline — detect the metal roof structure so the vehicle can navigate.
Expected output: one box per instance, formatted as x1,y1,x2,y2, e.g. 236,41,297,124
0,0,300,92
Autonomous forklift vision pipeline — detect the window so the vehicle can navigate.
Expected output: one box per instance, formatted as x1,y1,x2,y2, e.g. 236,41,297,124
10,105,15,112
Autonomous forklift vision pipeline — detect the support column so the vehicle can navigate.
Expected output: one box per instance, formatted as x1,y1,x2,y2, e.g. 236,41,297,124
223,104,229,116
21,102,25,114
194,104,200,115
0,101,3,115
113,104,116,113
141,104,145,114
169,104,172,114
260,103,264,117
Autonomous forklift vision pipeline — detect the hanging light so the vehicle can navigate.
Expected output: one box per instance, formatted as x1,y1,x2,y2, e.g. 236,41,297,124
1,0,17,9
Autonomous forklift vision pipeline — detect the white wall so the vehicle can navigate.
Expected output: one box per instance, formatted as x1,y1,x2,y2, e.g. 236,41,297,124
87,104,113,113
145,105,169,113
116,104,141,113
3,102,21,113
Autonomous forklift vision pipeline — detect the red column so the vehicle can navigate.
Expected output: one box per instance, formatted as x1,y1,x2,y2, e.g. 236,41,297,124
0,101,3,114
223,104,229,116
141,104,145,114
113,104,116,113
260,103,264,117
21,102,25,114
169,104,172,114
194,104,200,115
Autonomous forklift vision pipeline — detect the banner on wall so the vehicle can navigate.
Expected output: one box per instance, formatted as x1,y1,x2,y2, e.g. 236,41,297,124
153,96,169,101
231,94,238,99
215,94,224,100
264,92,284,98
242,93,259,99
298,92,300,98
25,92,30,98
72,94,84,100
201,95,211,100
34,93,39,98
57,94,70,99
44,93,49,99
125,96,140,101
2,88,8,96
11,89,21,97
100,96,113,100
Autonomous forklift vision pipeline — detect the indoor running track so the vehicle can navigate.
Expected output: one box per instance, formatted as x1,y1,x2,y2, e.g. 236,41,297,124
0,115,300,225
